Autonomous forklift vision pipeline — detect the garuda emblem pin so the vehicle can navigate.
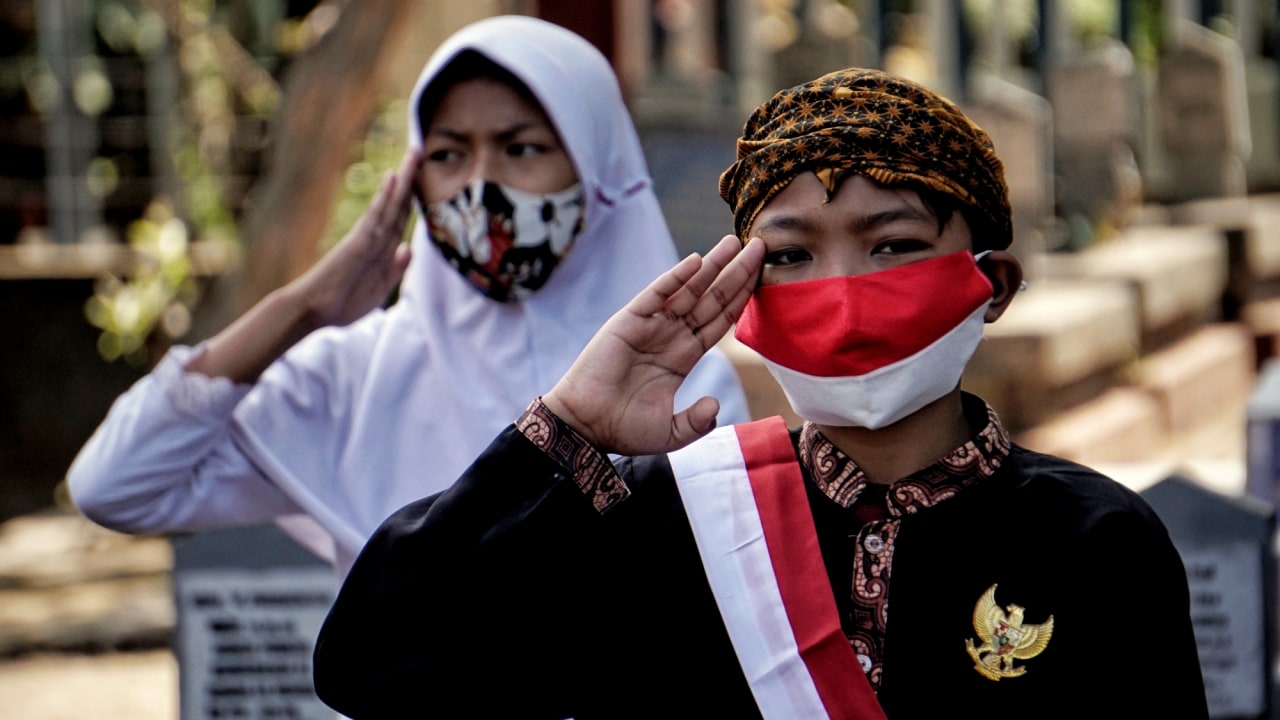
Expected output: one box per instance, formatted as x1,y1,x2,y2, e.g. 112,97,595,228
964,583,1053,681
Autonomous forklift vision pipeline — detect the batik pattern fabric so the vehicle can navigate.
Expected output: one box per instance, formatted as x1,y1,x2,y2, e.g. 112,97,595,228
798,401,1011,690
518,397,629,512
717,67,1012,250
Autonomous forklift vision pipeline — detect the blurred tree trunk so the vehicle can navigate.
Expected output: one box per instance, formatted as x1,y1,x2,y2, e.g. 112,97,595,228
188,0,422,337
237,0,419,308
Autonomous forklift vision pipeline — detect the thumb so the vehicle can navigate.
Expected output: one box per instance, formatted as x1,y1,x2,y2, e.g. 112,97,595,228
668,396,720,450
390,243,413,279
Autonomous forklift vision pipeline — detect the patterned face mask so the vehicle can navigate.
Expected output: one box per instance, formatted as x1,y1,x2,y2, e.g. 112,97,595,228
424,179,586,301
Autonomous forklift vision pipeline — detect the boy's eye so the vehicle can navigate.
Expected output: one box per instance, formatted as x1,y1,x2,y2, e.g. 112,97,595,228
763,248,811,266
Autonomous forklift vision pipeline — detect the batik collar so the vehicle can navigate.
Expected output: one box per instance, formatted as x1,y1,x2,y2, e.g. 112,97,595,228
798,393,1011,513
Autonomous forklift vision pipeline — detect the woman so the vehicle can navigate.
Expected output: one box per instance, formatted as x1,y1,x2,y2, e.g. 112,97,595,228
67,15,749,579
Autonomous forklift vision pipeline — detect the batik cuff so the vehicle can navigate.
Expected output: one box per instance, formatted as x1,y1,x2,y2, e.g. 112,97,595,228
516,398,630,513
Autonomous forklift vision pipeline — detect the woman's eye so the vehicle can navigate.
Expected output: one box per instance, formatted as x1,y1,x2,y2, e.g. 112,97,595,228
871,239,930,256
506,142,550,158
763,248,811,266
425,148,462,164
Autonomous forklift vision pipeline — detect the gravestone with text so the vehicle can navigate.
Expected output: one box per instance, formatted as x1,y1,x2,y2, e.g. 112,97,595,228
172,524,338,720
1142,474,1276,719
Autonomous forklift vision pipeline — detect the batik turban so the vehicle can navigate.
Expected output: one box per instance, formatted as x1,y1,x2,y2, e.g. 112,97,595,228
718,68,1012,251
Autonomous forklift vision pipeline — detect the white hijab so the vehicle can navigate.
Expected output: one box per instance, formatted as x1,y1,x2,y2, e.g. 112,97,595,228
232,15,749,576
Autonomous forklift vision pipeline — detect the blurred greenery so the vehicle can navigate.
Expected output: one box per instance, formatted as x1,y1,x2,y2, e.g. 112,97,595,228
958,0,1167,64
85,199,201,365
325,98,408,252
79,0,402,365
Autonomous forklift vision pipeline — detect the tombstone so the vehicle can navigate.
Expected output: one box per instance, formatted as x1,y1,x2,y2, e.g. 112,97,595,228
625,0,731,130
769,0,862,93
1248,358,1280,508
1047,38,1142,250
1244,51,1280,192
1153,20,1251,203
1141,474,1276,719
964,77,1053,280
171,524,338,720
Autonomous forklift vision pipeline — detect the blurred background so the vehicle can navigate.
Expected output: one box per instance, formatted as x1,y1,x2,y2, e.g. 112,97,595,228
3,0,1280,718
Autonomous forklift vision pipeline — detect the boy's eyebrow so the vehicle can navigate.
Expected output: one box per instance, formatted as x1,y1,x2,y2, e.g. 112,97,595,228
754,205,935,236
848,206,935,234
752,214,817,236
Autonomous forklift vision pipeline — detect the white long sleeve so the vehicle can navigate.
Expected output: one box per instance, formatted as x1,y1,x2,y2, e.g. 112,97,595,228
67,344,304,536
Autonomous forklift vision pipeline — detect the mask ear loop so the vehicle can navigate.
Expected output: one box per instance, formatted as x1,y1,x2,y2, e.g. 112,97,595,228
972,249,1030,292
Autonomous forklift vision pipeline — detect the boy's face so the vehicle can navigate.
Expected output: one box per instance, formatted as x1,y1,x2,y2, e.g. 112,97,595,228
749,173,973,287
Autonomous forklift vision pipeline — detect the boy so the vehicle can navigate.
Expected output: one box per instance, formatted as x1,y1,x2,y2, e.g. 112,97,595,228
313,68,1207,719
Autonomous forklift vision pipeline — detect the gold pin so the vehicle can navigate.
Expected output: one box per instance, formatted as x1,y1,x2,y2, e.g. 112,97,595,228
964,583,1053,680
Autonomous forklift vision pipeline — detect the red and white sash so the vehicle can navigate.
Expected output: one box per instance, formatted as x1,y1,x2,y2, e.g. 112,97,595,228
668,416,887,720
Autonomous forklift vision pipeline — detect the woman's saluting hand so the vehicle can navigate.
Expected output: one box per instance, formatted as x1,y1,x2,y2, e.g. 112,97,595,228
293,148,422,329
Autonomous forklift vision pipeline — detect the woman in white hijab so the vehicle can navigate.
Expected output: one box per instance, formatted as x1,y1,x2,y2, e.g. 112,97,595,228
67,15,750,580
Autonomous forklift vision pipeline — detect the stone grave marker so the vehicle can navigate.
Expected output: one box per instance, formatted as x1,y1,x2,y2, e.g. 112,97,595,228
1141,474,1276,719
1154,20,1251,202
964,76,1052,279
1047,38,1142,249
172,524,337,720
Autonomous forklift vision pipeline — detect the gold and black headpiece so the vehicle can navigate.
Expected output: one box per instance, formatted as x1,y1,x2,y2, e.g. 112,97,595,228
718,68,1012,251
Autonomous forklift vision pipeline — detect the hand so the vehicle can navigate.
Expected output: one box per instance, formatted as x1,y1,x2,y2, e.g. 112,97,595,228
543,235,764,455
293,148,422,329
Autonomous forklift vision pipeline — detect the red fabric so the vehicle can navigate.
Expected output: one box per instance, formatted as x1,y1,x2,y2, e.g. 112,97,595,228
736,418,888,720
735,252,991,377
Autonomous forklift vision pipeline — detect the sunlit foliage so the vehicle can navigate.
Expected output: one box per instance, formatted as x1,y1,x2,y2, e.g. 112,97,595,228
325,98,408,251
77,0,398,363
84,199,201,366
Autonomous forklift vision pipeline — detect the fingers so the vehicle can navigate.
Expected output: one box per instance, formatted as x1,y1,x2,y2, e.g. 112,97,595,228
360,150,423,254
624,235,761,351
661,236,741,320
683,237,763,343
627,252,705,317
629,235,747,319
391,147,422,211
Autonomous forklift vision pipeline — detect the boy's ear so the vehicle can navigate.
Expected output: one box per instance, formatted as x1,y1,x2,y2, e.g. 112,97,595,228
979,250,1023,323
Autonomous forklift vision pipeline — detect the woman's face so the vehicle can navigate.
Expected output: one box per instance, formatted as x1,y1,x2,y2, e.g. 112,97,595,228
418,77,578,203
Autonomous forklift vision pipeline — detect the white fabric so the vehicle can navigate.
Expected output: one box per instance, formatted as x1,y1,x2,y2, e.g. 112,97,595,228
67,15,749,580
669,426,830,719
761,302,989,428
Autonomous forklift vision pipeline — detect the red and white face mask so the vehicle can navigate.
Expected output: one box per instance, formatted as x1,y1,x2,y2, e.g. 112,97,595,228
734,250,994,429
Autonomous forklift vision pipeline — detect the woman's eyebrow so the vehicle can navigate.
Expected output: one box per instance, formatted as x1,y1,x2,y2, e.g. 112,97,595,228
426,121,543,143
